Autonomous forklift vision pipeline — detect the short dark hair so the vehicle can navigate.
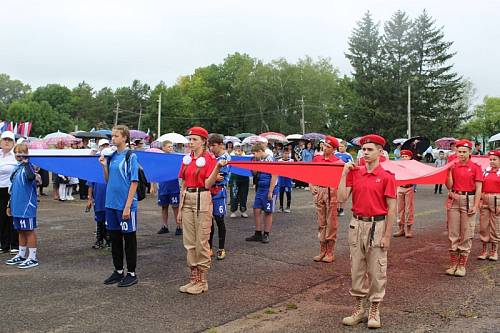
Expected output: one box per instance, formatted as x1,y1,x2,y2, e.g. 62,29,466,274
208,133,224,145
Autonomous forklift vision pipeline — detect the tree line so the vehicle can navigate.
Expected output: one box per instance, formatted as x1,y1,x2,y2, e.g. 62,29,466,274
1,10,495,141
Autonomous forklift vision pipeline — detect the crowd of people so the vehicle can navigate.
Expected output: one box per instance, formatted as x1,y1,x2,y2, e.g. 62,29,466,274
0,125,498,329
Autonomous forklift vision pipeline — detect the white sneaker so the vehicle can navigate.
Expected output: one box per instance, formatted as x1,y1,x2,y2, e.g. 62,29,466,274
241,212,249,218
10,248,19,254
18,258,39,269
304,187,309,190
284,208,291,213
230,212,237,218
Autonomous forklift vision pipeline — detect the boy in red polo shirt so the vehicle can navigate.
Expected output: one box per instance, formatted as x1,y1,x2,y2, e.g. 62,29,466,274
338,134,396,329
310,136,343,263
445,139,483,277
478,150,499,261
394,150,415,238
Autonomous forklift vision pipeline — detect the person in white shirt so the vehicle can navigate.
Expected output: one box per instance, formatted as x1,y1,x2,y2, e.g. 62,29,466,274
0,131,19,254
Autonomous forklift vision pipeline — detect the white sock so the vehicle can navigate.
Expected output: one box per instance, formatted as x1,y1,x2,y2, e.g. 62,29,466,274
129,272,135,276
28,248,37,261
116,269,123,274
19,246,27,258
59,184,66,200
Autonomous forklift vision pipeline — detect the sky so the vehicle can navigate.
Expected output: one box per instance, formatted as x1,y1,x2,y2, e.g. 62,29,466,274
1,0,499,101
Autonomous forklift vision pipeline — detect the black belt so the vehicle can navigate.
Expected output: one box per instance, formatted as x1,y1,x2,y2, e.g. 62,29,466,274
451,190,475,195
400,184,413,188
353,214,386,222
186,187,207,193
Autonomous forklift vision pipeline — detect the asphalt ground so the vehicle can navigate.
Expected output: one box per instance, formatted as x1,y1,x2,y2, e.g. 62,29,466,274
0,185,498,333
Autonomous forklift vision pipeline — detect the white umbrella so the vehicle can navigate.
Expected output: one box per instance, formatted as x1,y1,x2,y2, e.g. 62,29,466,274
488,133,500,142
286,134,303,140
243,135,268,145
157,132,189,144
43,131,79,145
393,138,408,145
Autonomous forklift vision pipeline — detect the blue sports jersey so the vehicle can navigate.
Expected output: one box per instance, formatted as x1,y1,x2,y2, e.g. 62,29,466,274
105,149,139,210
335,152,353,163
277,158,293,188
87,181,107,212
256,154,278,194
212,151,231,200
10,162,38,218
158,179,180,195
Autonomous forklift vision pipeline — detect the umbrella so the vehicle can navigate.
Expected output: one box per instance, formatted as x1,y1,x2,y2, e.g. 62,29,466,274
488,133,500,142
130,130,148,140
73,131,108,139
43,131,79,145
223,136,241,144
286,134,303,140
92,129,112,138
235,132,256,140
435,137,457,149
350,137,362,146
393,138,408,145
401,136,431,161
157,132,189,144
260,132,287,142
242,135,268,145
150,141,161,149
303,132,325,141
145,148,163,153
28,141,48,149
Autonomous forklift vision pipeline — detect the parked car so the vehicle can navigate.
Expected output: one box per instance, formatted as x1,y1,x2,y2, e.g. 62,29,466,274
423,146,451,163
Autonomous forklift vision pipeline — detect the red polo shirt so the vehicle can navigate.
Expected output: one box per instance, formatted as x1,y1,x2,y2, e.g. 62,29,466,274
358,155,387,166
312,153,341,163
483,167,500,193
346,164,396,216
179,151,217,188
451,159,483,192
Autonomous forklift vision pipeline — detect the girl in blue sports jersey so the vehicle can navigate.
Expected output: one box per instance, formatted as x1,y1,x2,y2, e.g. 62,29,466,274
99,125,139,288
5,143,39,269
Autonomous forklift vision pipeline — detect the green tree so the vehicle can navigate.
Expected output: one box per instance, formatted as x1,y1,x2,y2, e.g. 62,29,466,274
5,100,73,136
408,10,465,138
32,84,72,114
0,73,31,106
460,96,500,143
380,10,414,137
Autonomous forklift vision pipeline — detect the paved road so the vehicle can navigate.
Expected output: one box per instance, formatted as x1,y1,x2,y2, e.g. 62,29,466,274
0,185,498,333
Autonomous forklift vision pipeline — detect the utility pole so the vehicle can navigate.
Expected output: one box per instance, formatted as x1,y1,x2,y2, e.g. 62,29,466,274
157,92,162,137
114,100,120,126
300,96,305,135
407,82,411,138
137,102,142,130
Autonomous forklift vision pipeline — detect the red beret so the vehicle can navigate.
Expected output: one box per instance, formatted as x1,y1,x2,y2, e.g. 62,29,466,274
455,139,473,149
324,136,339,148
187,126,208,139
400,149,413,158
360,134,386,147
488,150,500,157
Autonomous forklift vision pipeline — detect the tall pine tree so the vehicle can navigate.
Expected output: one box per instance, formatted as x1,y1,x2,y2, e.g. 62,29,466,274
380,10,414,138
345,11,387,134
408,10,465,138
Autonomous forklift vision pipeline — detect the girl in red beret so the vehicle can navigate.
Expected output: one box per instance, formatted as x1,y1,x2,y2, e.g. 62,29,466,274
177,127,227,295
478,150,500,261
